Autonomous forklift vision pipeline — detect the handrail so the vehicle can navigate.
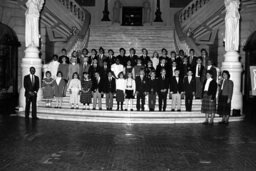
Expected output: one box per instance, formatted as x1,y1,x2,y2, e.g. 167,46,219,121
57,0,86,24
174,11,201,55
179,0,211,24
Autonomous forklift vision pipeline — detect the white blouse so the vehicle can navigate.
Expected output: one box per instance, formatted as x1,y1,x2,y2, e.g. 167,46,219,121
68,78,81,90
204,78,213,91
125,78,136,91
116,78,126,92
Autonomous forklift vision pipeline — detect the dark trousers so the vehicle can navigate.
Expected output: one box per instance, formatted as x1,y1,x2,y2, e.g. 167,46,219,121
25,95,37,119
185,94,193,111
148,93,156,110
136,92,145,111
195,77,202,98
158,92,167,111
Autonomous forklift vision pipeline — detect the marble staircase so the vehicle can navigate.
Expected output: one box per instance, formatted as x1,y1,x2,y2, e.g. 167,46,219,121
19,92,243,124
87,25,176,55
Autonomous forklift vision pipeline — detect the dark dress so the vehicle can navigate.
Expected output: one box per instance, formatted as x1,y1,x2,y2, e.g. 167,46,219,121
42,78,54,99
53,78,66,97
58,63,69,81
217,79,233,116
80,79,92,104
201,79,217,114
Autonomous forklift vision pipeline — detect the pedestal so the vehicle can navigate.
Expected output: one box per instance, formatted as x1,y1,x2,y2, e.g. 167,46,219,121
19,47,42,111
222,51,243,113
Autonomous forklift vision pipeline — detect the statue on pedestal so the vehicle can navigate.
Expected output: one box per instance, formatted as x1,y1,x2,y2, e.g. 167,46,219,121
224,0,240,52
113,0,121,23
25,0,44,48
143,0,151,24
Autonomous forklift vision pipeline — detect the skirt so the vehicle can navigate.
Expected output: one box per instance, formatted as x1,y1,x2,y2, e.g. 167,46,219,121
201,92,216,114
125,90,134,99
43,86,54,99
217,94,231,116
116,89,125,102
80,91,92,104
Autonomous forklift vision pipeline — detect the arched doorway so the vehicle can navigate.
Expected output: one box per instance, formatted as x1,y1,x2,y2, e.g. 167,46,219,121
243,31,256,122
0,22,21,114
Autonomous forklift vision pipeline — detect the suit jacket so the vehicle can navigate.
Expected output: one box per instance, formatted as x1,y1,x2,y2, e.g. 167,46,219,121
157,76,169,92
156,64,170,79
24,74,39,97
193,64,206,82
135,76,147,93
92,77,104,93
104,77,116,93
202,79,217,100
170,76,183,93
187,56,197,68
96,54,108,67
183,76,196,95
147,78,158,93
220,79,233,99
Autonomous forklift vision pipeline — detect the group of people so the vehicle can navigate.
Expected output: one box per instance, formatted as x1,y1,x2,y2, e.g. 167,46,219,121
24,47,234,125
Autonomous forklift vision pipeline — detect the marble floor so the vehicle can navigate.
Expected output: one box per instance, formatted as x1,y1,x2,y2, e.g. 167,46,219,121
0,115,256,171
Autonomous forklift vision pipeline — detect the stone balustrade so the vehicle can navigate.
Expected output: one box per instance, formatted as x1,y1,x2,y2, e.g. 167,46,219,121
58,0,86,22
179,0,211,23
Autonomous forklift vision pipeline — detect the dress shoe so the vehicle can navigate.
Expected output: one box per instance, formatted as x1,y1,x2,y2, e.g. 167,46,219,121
171,109,175,112
177,109,181,112
32,117,39,120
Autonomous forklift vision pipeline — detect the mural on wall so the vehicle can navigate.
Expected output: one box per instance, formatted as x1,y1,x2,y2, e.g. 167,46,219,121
170,0,191,8
76,0,95,6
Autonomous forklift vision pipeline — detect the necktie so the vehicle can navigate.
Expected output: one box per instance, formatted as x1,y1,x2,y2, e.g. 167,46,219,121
32,75,35,86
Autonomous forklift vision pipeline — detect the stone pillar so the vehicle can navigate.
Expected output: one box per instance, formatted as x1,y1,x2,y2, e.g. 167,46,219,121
222,0,242,114
101,0,110,21
19,0,44,111
154,0,163,22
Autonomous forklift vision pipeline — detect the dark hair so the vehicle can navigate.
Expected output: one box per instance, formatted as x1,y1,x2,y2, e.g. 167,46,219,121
118,72,124,78
108,49,114,54
91,49,97,55
61,48,67,52
222,70,230,79
142,48,148,53
170,51,176,54
72,72,79,79
82,48,89,54
187,69,193,73
30,67,35,71
189,49,195,53
161,48,168,53
46,71,52,76
57,71,63,77
119,48,126,53
201,48,207,53
129,48,136,54
99,47,105,53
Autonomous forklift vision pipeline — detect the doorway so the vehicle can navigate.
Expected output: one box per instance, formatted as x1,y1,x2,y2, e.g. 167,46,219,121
122,7,143,26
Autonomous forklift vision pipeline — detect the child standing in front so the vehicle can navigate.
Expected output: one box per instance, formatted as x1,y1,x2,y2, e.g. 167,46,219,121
42,71,54,107
80,72,92,110
67,72,81,109
125,72,136,111
53,71,66,108
116,72,126,111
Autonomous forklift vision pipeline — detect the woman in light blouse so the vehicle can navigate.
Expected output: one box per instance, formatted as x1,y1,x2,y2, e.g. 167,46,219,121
217,70,234,125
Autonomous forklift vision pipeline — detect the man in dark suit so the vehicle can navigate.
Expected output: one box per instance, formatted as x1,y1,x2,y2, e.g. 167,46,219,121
206,59,217,81
187,49,197,68
104,71,116,110
183,70,196,111
170,69,183,111
24,67,39,120
92,72,104,110
157,69,169,111
156,58,169,79
96,47,108,68
135,70,147,111
193,57,206,99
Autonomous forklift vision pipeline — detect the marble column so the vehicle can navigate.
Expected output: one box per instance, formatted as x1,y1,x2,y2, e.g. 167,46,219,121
101,0,110,21
19,0,44,111
222,0,242,114
154,0,163,22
